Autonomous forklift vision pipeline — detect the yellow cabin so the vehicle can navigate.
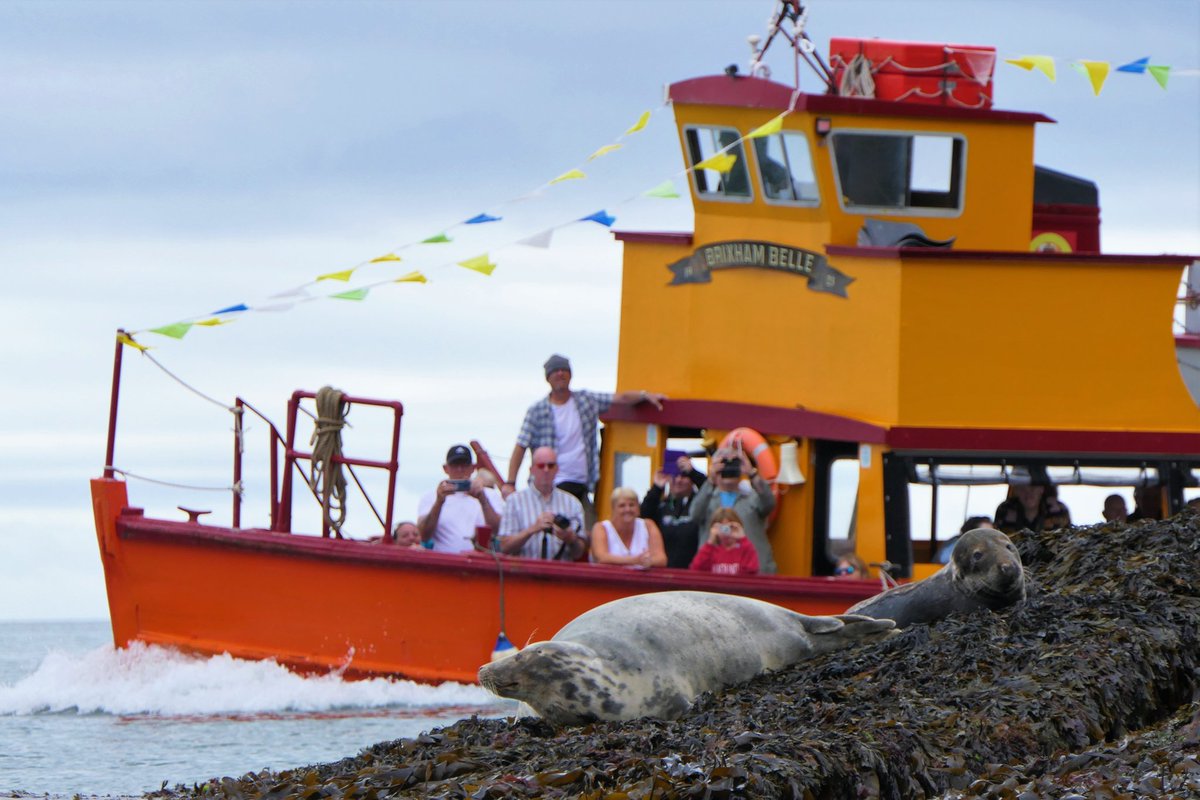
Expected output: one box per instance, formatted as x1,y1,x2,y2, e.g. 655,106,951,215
596,63,1199,581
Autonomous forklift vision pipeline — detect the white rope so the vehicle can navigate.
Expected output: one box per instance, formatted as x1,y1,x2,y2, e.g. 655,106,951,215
107,466,243,495
140,350,236,413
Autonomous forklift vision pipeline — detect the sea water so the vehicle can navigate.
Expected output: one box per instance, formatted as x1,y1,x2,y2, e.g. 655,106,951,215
0,621,515,797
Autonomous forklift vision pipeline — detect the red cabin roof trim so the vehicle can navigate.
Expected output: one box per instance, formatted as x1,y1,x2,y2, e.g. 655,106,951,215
613,231,695,246
602,398,888,444
667,75,1054,124
825,245,1200,265
887,426,1200,456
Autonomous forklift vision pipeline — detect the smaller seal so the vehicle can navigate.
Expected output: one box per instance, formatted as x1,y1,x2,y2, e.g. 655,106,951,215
846,527,1025,628
478,590,894,726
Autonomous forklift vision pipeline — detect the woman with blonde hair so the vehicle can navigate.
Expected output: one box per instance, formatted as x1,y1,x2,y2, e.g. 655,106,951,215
590,487,667,568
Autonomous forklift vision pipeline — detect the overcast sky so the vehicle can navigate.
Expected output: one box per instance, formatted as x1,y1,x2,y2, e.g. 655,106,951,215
1,0,1196,620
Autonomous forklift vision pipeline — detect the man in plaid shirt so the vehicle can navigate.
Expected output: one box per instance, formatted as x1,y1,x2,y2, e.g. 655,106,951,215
503,354,664,524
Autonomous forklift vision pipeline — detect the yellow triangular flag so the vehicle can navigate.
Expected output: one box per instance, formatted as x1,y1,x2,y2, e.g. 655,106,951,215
1078,60,1110,95
1148,65,1170,89
587,143,623,161
370,253,402,263
394,271,428,284
694,153,738,173
624,110,651,135
1006,55,1055,81
458,254,497,276
194,318,231,327
746,114,785,139
550,169,586,184
317,269,355,282
118,333,149,352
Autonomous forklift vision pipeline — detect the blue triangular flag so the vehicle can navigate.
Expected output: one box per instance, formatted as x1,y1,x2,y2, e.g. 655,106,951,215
1116,57,1150,74
580,210,616,227
465,213,502,224
212,303,249,314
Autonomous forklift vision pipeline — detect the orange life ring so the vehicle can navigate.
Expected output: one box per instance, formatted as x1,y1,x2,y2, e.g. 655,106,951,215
719,427,782,523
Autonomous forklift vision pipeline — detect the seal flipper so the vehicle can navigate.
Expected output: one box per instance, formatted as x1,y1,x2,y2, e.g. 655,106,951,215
832,614,897,640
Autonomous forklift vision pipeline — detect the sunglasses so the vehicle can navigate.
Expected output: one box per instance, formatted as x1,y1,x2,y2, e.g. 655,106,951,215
834,565,855,576
534,462,558,469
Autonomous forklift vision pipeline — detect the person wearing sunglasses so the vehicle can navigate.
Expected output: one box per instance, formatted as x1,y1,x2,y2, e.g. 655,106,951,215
833,552,870,580
497,446,587,560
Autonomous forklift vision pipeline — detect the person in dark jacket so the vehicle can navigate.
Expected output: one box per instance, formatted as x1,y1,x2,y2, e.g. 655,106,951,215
640,455,706,568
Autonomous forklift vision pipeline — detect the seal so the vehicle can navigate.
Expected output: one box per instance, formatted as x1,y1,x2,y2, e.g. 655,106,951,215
477,590,894,726
846,527,1025,628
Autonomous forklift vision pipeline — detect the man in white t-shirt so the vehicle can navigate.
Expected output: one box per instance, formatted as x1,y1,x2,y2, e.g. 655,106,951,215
503,355,664,525
417,444,504,554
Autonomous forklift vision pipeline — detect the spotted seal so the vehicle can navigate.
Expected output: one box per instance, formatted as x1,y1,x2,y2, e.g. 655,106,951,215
477,590,894,726
846,527,1026,628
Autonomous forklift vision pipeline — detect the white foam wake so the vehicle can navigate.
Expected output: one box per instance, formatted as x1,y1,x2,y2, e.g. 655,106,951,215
0,641,503,717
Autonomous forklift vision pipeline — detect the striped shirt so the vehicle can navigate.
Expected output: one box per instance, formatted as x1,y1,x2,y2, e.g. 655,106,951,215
498,487,586,560
516,390,613,490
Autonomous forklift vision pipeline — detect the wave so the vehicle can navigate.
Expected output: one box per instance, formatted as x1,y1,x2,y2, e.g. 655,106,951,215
0,641,506,717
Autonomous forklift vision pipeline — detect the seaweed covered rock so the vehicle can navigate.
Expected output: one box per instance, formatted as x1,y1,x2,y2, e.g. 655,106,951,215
158,514,1200,799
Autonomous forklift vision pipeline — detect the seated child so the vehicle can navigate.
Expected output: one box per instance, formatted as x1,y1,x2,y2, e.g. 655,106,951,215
689,508,759,576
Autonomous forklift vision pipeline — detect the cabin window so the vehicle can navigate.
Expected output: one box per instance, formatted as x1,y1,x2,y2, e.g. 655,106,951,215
830,131,964,213
684,126,752,201
753,133,819,205
613,452,652,497
827,456,860,546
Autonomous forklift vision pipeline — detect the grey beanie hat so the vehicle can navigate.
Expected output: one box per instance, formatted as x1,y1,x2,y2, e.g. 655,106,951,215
544,354,571,377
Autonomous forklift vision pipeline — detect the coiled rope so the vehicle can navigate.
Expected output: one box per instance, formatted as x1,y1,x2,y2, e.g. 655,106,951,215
309,385,349,537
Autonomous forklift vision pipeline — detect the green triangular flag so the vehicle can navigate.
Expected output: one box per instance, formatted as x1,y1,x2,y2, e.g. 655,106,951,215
149,322,193,339
332,288,370,301
422,233,451,244
644,180,680,199
1148,65,1170,89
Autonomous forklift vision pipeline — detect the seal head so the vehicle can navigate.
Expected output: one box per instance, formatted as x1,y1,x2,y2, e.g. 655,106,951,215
846,528,1025,628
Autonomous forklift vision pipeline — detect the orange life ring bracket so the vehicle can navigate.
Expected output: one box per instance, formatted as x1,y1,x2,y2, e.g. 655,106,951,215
720,427,782,523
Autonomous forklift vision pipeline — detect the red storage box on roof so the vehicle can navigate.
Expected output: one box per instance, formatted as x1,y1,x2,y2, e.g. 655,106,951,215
829,37,996,109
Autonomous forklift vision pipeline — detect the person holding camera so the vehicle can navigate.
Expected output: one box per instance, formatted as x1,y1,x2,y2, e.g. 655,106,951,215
688,447,777,574
417,444,504,553
688,508,759,576
497,447,587,560
590,487,668,568
640,454,707,568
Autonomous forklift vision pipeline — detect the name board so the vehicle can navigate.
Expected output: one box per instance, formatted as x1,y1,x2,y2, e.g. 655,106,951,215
667,240,854,297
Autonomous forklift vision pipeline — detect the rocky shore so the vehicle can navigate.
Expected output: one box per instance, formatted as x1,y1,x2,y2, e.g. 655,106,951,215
155,514,1200,799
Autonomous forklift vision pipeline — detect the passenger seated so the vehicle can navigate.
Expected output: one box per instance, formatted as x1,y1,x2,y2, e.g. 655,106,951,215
1128,485,1164,522
689,508,759,576
591,487,667,568
497,446,586,560
1102,494,1129,523
689,447,778,574
391,520,425,549
833,551,871,580
994,484,1070,533
417,444,505,553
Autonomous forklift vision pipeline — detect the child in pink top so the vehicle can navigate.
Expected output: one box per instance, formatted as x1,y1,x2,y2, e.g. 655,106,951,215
689,508,760,576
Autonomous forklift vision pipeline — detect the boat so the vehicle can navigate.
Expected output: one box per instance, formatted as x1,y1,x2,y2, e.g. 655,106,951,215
91,2,1200,683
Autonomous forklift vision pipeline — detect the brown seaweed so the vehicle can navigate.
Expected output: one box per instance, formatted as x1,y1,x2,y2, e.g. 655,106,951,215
152,513,1200,799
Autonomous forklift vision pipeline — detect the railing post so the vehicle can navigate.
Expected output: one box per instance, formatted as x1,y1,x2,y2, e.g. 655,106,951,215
104,330,127,479
233,399,244,528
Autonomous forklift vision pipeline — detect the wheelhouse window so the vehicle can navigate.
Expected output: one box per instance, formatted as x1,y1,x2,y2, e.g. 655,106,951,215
830,131,965,213
684,126,752,201
753,133,819,205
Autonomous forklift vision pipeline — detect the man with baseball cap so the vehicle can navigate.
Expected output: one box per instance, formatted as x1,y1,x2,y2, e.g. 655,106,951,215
504,354,664,524
417,444,505,553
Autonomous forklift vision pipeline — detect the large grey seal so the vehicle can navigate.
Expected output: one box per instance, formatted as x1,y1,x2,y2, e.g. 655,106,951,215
847,527,1025,628
477,590,894,726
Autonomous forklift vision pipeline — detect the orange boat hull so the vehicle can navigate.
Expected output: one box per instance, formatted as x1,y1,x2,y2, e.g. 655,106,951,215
92,478,880,683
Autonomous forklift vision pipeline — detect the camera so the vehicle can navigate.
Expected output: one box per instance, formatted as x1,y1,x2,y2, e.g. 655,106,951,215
718,460,742,478
719,524,732,535
449,479,471,492
553,514,572,530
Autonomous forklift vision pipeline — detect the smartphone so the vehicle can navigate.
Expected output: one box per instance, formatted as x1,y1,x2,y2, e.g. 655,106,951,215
450,479,471,492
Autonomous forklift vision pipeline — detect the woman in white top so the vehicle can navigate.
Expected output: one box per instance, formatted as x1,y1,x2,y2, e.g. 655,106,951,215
591,487,668,568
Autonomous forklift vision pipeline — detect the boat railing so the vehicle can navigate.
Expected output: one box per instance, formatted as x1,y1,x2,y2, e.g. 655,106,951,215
232,397,284,530
275,389,404,540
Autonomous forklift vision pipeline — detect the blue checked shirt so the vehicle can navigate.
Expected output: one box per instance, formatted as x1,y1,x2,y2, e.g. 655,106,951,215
498,487,587,560
516,390,613,490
